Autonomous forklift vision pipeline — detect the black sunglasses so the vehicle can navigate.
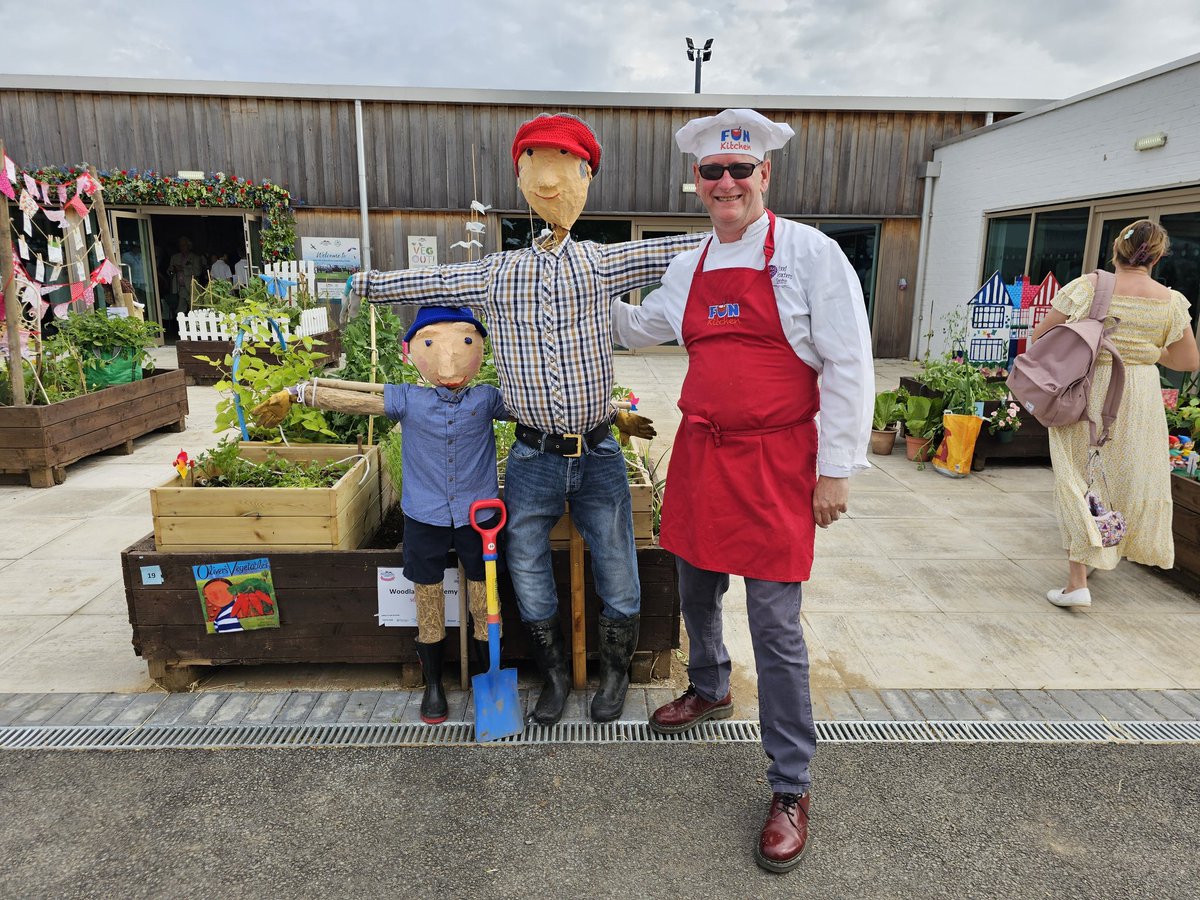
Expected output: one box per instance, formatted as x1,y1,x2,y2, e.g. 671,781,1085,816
696,161,763,181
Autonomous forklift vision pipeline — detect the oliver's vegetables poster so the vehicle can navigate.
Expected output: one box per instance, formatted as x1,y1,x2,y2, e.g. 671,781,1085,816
193,557,280,634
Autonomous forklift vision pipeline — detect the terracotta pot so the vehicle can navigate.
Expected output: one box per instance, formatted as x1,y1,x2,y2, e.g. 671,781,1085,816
870,428,898,455
905,434,935,462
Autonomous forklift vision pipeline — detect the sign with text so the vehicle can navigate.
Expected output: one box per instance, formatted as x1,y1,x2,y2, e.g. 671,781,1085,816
407,236,438,269
376,566,461,627
300,237,361,300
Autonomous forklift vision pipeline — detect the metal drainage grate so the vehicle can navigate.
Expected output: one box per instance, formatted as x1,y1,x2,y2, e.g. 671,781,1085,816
1,719,1199,751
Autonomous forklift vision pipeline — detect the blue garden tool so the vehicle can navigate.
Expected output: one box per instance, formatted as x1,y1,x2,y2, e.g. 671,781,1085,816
470,498,522,742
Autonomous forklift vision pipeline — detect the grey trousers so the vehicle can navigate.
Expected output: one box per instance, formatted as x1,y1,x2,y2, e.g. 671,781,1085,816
678,557,816,794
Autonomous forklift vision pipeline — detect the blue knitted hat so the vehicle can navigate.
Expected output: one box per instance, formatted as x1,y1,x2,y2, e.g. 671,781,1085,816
403,306,488,344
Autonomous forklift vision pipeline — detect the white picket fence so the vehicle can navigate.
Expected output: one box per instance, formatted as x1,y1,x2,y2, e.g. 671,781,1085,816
263,260,317,306
178,307,329,343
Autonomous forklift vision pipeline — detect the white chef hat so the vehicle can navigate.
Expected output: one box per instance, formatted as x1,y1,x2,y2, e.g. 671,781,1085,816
674,109,795,161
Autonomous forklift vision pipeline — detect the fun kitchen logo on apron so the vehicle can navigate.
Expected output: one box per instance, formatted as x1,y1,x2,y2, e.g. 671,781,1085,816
719,127,751,151
708,302,742,324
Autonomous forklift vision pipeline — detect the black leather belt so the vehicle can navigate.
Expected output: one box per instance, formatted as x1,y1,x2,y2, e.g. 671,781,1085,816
515,421,611,458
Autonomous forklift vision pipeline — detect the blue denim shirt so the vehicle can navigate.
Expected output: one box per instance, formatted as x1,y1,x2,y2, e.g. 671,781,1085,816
384,383,509,528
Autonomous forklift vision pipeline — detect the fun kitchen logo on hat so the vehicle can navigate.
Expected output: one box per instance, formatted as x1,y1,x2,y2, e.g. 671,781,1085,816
720,127,752,151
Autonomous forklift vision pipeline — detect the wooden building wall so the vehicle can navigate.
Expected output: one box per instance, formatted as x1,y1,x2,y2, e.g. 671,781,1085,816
0,89,989,217
0,87,997,355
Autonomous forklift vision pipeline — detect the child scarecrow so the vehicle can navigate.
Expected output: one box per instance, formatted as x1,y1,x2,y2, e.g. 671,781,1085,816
346,113,691,726
254,306,506,724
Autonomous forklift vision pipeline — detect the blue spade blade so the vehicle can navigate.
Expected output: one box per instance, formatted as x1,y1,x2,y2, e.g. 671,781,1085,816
472,665,522,743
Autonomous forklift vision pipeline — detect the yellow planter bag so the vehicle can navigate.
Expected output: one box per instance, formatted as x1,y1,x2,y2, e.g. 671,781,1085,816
933,413,983,478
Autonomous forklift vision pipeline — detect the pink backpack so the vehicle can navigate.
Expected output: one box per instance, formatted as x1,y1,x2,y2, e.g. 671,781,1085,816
1006,270,1125,446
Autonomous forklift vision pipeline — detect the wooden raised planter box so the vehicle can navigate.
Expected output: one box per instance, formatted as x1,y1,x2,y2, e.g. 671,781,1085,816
899,375,1050,470
128,446,673,690
150,443,385,552
1169,473,1200,590
0,368,188,488
121,526,679,691
176,328,342,385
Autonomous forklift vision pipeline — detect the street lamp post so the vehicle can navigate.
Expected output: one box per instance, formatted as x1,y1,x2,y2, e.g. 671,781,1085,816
685,38,713,94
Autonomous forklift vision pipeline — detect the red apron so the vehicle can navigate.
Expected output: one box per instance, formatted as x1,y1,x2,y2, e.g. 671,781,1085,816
659,211,820,582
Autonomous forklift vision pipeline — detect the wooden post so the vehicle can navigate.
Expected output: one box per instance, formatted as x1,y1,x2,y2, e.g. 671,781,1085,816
0,140,27,405
89,165,140,320
568,507,587,690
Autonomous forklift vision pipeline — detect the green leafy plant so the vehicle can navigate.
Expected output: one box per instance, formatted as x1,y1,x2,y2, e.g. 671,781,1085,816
192,438,353,487
903,394,945,440
51,310,163,373
872,390,905,431
206,334,338,443
322,305,413,443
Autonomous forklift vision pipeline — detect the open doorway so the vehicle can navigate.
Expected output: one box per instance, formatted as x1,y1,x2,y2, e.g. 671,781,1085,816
150,212,249,338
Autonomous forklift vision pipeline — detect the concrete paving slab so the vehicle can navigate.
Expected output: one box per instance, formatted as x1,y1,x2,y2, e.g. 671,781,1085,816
843,689,889,719
27,516,163,560
0,616,70,668
176,692,232,726
918,490,1055,521
962,689,1016,720
240,692,289,725
1014,557,1200,614
967,517,1072,560
108,694,166,726
853,517,1006,559
804,556,938,612
77,694,140,726
0,518,81,559
1091,614,1200,687
338,691,381,723
0,557,120,615
208,693,259,726
810,519,878,557
804,612,1013,689
954,612,1179,690
75,581,131,616
973,464,1057,493
44,693,107,726
0,615,153,693
370,690,411,723
894,558,1058,614
306,691,352,724
5,488,140,517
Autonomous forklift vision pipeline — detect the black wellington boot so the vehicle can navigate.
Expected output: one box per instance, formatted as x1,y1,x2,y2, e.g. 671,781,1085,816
469,631,492,676
526,615,571,726
414,639,448,724
590,614,640,722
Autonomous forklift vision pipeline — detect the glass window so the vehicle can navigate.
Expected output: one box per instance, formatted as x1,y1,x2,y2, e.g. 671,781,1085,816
1028,207,1088,285
819,223,878,318
500,217,631,250
983,215,1031,283
1160,211,1200,331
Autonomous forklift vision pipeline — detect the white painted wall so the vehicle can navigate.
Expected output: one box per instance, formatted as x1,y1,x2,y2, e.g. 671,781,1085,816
916,58,1200,357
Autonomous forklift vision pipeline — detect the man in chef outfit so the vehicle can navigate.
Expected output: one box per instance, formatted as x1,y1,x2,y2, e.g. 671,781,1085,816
611,108,873,873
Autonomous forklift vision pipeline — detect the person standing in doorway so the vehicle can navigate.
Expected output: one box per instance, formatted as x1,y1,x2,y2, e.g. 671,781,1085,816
611,108,874,873
209,249,234,284
167,236,205,317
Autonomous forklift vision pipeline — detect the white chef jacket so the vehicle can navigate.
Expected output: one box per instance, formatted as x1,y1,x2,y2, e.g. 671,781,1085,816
611,213,874,477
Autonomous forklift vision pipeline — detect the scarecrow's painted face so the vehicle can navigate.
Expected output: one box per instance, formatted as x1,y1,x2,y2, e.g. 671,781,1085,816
409,320,484,390
517,146,592,230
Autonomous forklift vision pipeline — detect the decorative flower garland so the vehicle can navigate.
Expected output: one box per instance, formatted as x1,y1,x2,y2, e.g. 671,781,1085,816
21,165,298,262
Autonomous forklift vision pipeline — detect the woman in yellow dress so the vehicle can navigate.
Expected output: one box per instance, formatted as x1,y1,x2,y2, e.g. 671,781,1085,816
1034,220,1199,608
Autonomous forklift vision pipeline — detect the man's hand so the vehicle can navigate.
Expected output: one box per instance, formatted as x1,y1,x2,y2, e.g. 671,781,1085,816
813,475,849,528
614,410,656,444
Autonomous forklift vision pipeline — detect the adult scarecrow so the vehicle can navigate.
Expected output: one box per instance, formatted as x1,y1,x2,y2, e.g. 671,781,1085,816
254,306,507,724
611,109,874,872
349,113,699,725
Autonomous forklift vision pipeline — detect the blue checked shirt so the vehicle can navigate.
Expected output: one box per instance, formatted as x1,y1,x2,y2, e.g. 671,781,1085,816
353,233,703,434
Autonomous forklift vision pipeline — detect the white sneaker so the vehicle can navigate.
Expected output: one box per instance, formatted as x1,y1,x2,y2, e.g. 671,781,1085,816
1047,587,1092,608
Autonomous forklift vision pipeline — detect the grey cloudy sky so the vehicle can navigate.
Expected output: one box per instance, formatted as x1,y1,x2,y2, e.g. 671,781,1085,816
4,0,1199,100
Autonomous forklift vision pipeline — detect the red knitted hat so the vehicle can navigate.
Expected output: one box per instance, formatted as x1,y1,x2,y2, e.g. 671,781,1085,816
511,113,602,175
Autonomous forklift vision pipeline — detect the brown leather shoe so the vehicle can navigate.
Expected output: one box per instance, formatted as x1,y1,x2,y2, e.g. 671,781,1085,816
755,792,810,873
648,683,733,734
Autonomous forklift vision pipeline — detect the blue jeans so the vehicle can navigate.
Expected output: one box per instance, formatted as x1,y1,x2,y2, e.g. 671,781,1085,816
504,434,640,623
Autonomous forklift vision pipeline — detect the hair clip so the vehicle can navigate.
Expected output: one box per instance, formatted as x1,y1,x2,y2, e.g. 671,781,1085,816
1124,229,1135,240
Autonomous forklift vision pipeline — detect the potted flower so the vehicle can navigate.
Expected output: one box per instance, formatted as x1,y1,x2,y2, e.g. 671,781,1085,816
871,390,904,455
987,402,1023,443
901,394,944,462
